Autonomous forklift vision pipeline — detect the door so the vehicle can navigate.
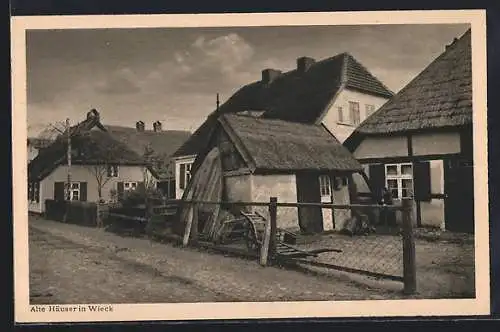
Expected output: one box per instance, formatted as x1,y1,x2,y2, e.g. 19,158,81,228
296,173,323,234
319,175,334,231
444,159,474,233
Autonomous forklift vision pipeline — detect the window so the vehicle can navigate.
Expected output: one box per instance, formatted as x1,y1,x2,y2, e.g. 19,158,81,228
385,163,414,199
365,104,375,117
319,175,331,197
107,165,119,177
337,107,344,123
69,182,80,201
179,162,193,190
349,101,361,126
124,182,138,191
28,182,40,202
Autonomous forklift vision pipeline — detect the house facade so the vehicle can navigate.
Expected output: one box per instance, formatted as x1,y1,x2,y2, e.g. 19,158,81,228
180,114,366,233
171,53,393,198
344,29,473,233
28,109,191,213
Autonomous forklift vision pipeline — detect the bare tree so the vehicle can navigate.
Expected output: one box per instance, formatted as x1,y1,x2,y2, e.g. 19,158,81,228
36,121,67,141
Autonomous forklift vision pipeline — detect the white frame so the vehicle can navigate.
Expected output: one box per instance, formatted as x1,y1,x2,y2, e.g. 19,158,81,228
348,101,361,125
319,175,331,197
69,182,80,201
179,161,193,189
385,163,414,199
124,181,138,191
107,164,119,177
365,103,375,117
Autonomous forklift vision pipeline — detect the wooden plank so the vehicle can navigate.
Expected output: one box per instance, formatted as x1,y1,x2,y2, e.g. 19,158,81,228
285,258,404,282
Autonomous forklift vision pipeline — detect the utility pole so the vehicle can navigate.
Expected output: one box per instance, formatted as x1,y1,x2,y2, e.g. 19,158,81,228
66,118,72,201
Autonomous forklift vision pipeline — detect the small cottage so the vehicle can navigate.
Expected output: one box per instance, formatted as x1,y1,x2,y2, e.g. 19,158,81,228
344,28,473,233
171,52,394,199
180,113,367,234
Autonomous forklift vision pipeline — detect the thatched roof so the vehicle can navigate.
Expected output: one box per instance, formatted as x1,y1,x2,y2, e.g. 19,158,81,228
28,130,148,181
219,114,362,172
172,52,393,158
345,28,471,147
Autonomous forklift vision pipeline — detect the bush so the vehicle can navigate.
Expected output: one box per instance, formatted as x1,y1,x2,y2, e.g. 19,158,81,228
120,187,164,208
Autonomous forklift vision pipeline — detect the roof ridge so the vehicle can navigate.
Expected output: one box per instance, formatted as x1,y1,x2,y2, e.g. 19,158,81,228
344,53,394,96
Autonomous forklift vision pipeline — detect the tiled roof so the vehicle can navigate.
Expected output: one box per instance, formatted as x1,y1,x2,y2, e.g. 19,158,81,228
172,52,393,157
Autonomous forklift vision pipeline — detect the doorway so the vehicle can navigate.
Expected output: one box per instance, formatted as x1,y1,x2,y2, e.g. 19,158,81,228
444,159,474,233
296,173,323,234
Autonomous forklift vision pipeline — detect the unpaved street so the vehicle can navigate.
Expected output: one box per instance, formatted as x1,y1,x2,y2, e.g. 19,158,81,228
30,217,399,304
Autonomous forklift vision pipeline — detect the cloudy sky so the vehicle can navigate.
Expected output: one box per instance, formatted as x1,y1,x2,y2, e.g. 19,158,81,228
26,23,470,137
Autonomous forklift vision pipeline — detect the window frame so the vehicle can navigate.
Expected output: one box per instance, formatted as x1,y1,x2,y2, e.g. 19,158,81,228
319,175,332,197
123,181,138,192
107,164,119,178
365,104,375,117
385,163,414,199
348,101,361,126
179,161,193,190
69,182,81,201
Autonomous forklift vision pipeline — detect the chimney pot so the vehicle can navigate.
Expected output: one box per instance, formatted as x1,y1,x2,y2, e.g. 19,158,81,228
136,121,145,132
261,68,282,84
297,56,316,72
153,121,162,132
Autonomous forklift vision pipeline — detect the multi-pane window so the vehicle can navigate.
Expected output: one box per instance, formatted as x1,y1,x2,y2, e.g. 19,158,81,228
349,101,361,126
319,175,331,197
124,182,137,191
365,104,376,117
28,182,40,202
385,163,414,199
69,182,80,201
337,107,344,123
179,162,193,190
107,165,119,177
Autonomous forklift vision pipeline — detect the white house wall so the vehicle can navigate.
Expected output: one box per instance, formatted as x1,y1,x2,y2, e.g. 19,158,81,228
322,88,390,143
224,174,252,203
353,136,408,159
353,133,459,229
37,164,155,212
250,174,299,231
411,132,461,156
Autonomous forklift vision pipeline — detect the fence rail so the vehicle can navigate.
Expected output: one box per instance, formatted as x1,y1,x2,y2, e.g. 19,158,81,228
177,196,416,295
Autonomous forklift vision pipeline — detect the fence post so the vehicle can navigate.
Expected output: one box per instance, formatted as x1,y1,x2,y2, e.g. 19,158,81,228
269,197,278,257
182,202,193,246
402,198,417,295
191,202,199,245
260,197,277,266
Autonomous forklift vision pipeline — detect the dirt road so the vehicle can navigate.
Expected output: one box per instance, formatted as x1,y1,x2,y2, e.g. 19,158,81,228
29,217,399,304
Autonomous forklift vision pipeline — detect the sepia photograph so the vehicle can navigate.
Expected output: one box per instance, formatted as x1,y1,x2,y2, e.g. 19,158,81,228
11,10,489,323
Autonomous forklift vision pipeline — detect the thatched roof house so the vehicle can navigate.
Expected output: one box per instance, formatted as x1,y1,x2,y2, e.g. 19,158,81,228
27,109,191,213
344,28,474,233
180,113,367,235
171,52,393,199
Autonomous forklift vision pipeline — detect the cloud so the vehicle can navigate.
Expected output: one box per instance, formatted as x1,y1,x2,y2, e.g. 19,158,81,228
94,67,142,95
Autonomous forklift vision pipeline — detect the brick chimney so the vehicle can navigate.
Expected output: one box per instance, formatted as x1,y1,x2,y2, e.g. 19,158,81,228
261,68,282,84
153,121,162,132
297,56,315,73
445,37,459,51
136,121,145,132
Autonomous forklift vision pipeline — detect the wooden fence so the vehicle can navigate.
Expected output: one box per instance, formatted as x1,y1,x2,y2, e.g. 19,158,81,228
178,197,416,295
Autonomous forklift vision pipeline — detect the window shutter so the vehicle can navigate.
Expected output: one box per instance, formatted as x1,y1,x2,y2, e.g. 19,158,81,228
368,164,385,202
35,182,40,203
80,182,87,202
179,164,186,189
117,181,124,199
107,165,112,177
54,182,65,201
414,161,431,202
